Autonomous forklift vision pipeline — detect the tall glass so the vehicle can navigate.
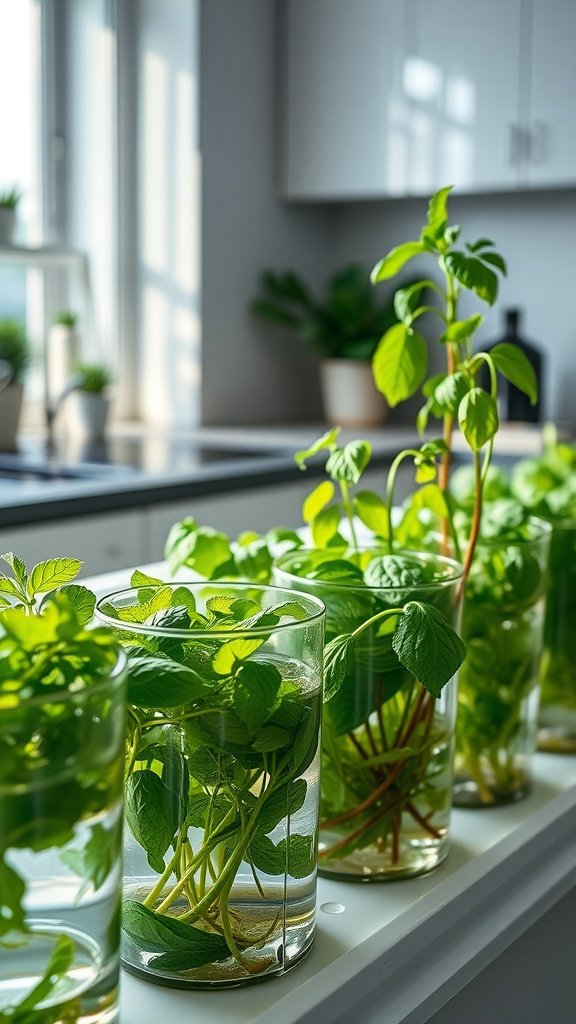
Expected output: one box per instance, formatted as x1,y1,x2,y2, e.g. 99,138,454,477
538,519,576,752
96,583,324,988
275,550,462,881
0,653,126,1023
454,518,551,805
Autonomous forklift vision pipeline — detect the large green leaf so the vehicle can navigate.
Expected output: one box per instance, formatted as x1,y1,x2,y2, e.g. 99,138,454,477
444,251,499,305
458,387,499,451
490,342,538,405
392,601,466,697
372,323,428,407
371,241,425,283
125,768,187,871
126,656,214,708
27,557,83,597
122,901,230,970
302,481,335,523
354,490,389,537
233,661,282,732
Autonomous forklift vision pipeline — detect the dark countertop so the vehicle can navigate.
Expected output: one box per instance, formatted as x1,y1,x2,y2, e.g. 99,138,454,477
0,422,550,529
0,426,419,528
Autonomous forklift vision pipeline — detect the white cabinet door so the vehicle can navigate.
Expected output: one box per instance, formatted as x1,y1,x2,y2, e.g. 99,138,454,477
282,0,406,199
527,0,576,186
404,0,523,194
0,510,147,576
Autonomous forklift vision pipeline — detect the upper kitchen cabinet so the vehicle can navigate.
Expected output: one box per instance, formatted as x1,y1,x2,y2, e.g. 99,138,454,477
281,0,406,199
281,0,576,199
526,0,576,187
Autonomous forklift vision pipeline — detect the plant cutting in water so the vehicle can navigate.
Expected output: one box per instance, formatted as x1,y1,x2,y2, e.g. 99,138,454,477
97,576,324,981
166,430,466,877
0,554,124,1023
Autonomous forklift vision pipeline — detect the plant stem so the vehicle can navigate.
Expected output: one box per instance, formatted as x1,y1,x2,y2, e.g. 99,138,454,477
340,479,359,549
459,449,483,595
385,450,422,553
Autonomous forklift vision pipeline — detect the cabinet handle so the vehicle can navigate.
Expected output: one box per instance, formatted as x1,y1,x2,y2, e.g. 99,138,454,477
508,124,522,166
530,121,549,165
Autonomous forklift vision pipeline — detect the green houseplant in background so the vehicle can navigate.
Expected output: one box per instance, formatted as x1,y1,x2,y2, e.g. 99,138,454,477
0,318,31,451
370,185,551,806
48,310,80,403
0,186,21,245
251,264,419,427
511,427,576,752
96,579,324,987
66,362,113,442
165,429,467,881
0,555,126,1023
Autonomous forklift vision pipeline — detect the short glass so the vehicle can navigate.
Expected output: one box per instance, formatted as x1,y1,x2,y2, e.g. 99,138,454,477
538,519,576,753
275,549,463,881
96,582,324,988
0,652,126,1023
454,518,551,805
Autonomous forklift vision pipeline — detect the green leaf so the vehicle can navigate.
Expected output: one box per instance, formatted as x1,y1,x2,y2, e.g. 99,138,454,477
255,779,307,835
490,342,538,405
0,858,26,936
1,552,27,589
122,901,230,970
302,480,335,523
45,584,95,626
233,661,282,732
479,250,507,275
372,323,428,407
433,371,470,414
458,387,499,451
126,656,214,707
0,576,25,602
249,833,315,879
211,637,265,675
441,313,484,343
444,251,499,305
466,237,496,253
392,601,466,697
60,822,118,894
370,241,425,283
125,768,187,871
251,724,293,752
131,568,164,588
10,934,74,1016
311,504,342,547
323,633,353,702
364,554,426,590
294,427,340,469
427,185,453,232
393,281,428,324
354,490,389,537
27,557,83,597
164,518,233,578
326,440,371,485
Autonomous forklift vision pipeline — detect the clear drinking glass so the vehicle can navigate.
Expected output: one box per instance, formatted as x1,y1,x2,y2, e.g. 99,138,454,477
0,652,126,1023
454,518,551,805
538,519,576,753
275,549,462,881
96,582,324,988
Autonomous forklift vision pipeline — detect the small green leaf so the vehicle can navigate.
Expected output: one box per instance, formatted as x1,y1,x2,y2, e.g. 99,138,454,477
125,769,187,871
164,517,233,578
354,490,389,537
249,833,315,879
311,504,342,547
427,185,453,232
212,637,265,675
441,313,484,343
393,281,428,323
46,584,95,626
433,371,470,414
294,427,340,469
0,858,26,936
323,633,353,702
255,779,307,835
233,661,282,732
1,552,27,588
444,251,499,305
372,323,428,407
371,241,425,283
27,557,83,597
302,480,335,523
392,601,466,697
491,342,538,405
131,568,164,588
11,934,75,1015
458,387,499,451
466,237,496,252
60,822,118,894
251,724,293,752
326,440,371,485
479,250,507,275
122,901,230,969
126,656,213,707
0,576,25,602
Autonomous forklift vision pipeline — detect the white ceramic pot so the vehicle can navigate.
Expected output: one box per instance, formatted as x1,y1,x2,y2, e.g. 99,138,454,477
65,391,110,441
0,382,23,451
47,324,80,401
0,207,16,246
320,359,387,427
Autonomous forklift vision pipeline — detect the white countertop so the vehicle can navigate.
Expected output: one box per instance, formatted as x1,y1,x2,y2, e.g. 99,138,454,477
86,564,576,1024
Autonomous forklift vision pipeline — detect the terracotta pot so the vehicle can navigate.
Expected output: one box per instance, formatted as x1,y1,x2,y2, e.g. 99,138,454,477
320,359,386,427
0,382,23,451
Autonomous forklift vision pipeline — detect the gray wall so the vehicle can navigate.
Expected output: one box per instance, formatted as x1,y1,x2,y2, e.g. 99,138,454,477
331,190,576,429
200,0,332,425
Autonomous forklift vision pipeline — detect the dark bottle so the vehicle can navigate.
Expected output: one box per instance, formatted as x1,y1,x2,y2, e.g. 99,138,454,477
490,308,544,423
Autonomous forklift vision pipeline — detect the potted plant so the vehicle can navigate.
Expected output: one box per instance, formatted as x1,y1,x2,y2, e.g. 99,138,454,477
65,362,112,441
96,578,324,986
0,554,127,1022
251,264,418,427
0,318,31,451
511,427,576,752
370,185,550,806
0,186,21,245
48,310,80,402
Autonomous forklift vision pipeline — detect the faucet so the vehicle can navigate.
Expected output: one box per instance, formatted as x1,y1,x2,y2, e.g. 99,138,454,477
45,373,85,451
